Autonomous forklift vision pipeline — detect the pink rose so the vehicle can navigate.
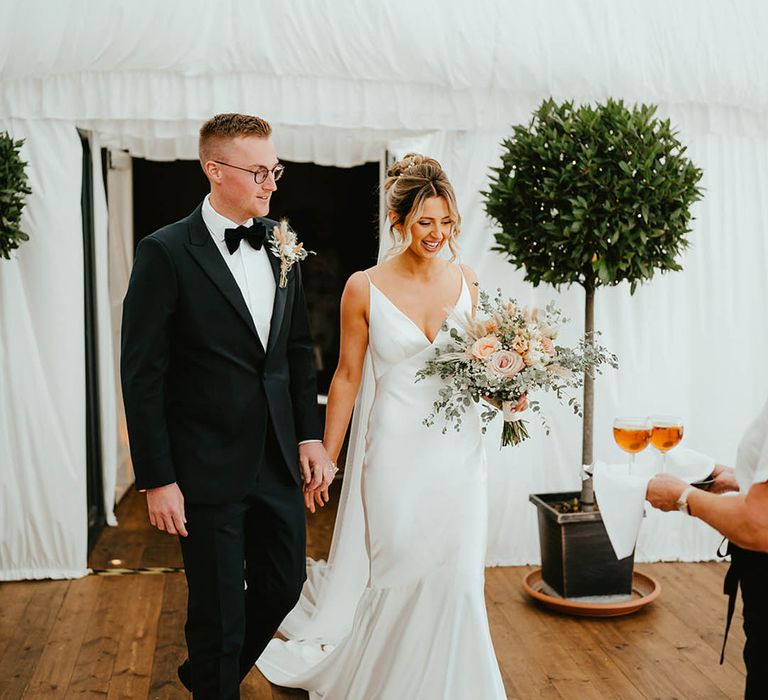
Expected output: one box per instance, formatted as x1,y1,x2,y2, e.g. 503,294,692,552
540,336,556,356
488,350,525,378
471,335,501,360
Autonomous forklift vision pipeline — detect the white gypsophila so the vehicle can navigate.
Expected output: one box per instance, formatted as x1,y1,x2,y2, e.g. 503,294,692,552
540,324,558,339
524,348,545,368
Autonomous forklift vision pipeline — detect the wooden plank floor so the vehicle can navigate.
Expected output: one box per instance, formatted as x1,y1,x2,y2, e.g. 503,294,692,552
1,486,747,699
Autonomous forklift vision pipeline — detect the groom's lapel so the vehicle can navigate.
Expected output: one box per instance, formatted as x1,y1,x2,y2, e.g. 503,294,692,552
263,219,288,355
185,206,265,352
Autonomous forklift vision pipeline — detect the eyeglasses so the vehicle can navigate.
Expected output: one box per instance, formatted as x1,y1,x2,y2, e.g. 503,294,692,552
213,160,285,184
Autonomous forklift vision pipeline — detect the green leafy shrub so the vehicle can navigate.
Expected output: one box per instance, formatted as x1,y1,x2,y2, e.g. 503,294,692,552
0,132,32,260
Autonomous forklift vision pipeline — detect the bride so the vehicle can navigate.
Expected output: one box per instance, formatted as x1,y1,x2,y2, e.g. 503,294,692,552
257,154,508,699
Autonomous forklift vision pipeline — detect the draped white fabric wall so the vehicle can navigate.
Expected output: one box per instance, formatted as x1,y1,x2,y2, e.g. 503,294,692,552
0,120,89,579
1,0,767,579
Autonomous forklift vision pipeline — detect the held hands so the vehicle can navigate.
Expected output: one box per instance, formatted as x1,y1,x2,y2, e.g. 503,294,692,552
304,483,330,514
299,442,337,513
146,482,188,537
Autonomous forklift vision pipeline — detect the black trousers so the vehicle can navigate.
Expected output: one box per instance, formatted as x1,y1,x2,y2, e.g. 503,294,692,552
725,545,768,699
179,435,306,700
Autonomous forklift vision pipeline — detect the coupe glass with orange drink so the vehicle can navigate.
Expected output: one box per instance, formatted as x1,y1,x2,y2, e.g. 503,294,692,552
613,417,652,473
649,415,684,472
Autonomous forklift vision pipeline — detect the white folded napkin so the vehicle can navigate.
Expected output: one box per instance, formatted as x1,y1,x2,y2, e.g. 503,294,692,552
593,447,716,559
662,446,715,483
593,462,651,560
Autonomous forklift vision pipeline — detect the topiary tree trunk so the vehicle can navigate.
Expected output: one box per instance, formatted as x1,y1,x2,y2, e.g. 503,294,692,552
581,286,595,509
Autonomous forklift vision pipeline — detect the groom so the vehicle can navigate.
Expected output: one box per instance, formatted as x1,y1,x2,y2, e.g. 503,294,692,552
121,113,334,699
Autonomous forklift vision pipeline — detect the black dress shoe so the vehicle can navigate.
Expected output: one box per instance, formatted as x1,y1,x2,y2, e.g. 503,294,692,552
177,659,192,691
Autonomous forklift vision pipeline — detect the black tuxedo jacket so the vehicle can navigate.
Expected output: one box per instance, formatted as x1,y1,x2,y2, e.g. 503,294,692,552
120,204,322,504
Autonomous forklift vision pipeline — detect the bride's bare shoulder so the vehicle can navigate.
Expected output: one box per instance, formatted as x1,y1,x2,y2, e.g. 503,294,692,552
345,269,370,289
357,261,397,287
342,270,372,308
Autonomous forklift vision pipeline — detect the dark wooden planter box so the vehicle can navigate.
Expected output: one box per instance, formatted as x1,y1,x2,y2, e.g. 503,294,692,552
530,491,634,599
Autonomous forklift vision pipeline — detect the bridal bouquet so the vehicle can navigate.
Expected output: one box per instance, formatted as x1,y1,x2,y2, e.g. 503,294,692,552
416,289,616,447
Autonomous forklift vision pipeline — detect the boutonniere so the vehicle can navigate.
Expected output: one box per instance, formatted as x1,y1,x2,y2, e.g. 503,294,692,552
268,219,315,288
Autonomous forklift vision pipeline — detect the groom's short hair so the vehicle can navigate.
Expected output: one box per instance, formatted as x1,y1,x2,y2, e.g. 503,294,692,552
199,113,272,164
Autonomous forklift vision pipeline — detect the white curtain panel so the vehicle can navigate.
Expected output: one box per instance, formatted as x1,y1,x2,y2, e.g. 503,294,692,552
106,150,135,503
0,119,88,580
388,102,768,564
1,0,767,576
90,133,119,526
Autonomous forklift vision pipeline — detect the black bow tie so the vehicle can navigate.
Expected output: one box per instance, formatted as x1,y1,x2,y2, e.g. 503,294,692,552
224,220,268,254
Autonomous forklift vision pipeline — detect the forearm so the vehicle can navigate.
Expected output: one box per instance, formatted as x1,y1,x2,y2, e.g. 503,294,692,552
323,370,362,463
688,489,768,552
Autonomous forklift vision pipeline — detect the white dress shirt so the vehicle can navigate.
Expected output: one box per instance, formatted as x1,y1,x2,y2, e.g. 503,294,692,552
735,398,768,492
202,195,276,349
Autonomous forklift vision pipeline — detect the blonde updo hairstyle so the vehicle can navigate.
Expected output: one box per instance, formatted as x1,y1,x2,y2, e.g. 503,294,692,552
383,153,461,259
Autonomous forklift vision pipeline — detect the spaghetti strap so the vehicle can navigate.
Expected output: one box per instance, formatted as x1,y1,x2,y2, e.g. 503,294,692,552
456,264,470,302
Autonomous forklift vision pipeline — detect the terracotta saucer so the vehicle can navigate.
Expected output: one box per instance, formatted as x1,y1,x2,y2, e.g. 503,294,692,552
522,569,661,617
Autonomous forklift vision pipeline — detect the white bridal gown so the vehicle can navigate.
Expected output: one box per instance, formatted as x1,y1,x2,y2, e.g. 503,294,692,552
257,271,506,699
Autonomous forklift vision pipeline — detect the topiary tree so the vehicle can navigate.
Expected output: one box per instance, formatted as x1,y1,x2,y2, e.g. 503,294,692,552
0,132,32,260
484,98,703,508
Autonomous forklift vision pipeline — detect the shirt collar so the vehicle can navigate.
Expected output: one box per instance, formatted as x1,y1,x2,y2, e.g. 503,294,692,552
201,195,253,243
